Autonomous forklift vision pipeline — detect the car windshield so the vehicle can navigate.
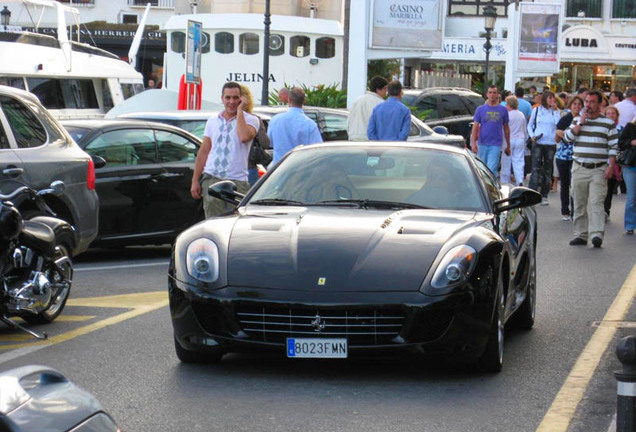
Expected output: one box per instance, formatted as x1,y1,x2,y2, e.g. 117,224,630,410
249,146,484,211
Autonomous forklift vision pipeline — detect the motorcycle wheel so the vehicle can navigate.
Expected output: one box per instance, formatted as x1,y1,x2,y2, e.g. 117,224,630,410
22,241,73,324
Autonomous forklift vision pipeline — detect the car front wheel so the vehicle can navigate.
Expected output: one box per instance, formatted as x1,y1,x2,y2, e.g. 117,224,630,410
479,283,505,373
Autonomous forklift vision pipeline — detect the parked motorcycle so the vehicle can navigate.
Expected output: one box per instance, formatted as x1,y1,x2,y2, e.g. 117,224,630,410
0,181,74,339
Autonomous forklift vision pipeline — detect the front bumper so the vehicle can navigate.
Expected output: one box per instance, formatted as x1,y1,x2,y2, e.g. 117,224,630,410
169,277,494,361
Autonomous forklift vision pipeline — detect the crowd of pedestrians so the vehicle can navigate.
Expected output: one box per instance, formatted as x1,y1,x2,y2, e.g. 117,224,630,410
189,75,635,249
491,85,635,247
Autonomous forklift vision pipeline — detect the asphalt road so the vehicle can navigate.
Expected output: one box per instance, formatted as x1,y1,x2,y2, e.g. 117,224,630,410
0,192,634,432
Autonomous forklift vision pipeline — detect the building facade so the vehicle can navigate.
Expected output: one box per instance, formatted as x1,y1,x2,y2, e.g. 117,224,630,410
403,0,635,92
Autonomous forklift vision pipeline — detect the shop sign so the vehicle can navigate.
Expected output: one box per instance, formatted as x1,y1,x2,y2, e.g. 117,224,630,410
560,25,607,54
370,0,443,50
429,38,507,61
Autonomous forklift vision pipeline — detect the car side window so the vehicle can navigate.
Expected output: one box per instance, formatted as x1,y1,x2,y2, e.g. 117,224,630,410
320,113,348,141
415,96,438,120
155,130,198,163
409,121,420,137
440,94,470,117
86,129,157,166
0,122,8,148
0,96,47,148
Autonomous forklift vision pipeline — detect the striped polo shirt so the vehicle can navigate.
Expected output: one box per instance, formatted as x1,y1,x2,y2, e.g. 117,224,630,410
563,114,618,164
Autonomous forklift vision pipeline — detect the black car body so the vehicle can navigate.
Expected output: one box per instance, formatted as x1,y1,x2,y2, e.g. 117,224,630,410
61,119,202,247
168,142,541,371
402,87,484,144
0,86,99,255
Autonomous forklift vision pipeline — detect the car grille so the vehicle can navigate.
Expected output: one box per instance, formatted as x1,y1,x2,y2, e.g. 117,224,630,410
235,305,405,346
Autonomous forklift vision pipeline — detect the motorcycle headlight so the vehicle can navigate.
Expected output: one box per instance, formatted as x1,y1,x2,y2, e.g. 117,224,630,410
430,245,477,289
186,239,219,283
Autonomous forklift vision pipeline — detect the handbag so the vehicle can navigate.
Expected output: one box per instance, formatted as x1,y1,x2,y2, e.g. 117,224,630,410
617,146,636,167
249,138,272,166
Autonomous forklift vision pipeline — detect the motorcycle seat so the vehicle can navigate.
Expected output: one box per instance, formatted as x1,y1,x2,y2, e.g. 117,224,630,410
20,220,56,257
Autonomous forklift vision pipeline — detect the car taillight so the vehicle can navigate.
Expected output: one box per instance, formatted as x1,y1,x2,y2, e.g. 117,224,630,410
87,158,96,190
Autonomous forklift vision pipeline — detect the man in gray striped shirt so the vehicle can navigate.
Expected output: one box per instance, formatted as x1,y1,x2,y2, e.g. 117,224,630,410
563,90,618,248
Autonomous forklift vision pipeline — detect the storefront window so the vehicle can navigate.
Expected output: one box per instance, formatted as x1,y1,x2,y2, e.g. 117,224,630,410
448,0,509,17
612,0,636,19
566,0,602,18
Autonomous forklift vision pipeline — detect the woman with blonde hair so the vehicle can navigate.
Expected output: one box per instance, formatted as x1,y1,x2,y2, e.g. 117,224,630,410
240,84,271,185
500,95,527,185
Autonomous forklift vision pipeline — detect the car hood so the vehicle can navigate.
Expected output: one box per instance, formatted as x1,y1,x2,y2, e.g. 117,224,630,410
227,207,477,292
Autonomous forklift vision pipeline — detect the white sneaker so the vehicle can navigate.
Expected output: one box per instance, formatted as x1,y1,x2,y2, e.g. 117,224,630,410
561,215,571,221
541,198,549,206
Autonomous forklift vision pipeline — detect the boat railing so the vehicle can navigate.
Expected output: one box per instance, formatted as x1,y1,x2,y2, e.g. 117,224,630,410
55,0,95,6
127,0,174,9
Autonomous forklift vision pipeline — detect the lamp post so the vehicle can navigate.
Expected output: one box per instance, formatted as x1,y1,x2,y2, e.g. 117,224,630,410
1,6,11,32
482,2,497,95
260,0,271,106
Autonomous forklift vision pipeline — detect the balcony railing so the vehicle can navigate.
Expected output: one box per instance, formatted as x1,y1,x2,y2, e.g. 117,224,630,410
127,0,174,8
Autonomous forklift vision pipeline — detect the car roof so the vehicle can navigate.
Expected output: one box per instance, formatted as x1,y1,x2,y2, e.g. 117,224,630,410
117,110,221,121
288,140,467,155
0,84,42,105
403,87,482,96
59,119,202,140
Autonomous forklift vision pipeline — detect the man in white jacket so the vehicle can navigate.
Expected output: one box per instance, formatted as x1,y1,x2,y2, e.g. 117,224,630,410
347,76,388,141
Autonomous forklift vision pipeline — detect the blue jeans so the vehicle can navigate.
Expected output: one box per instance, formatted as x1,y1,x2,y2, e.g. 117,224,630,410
556,158,573,216
623,167,636,231
478,145,502,176
529,144,556,198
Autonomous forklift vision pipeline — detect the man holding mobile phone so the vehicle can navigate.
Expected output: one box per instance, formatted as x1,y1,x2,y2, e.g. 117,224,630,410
563,90,619,248
191,81,259,217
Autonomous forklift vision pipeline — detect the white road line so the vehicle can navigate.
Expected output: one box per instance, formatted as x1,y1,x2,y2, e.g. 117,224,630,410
0,345,48,365
75,261,169,271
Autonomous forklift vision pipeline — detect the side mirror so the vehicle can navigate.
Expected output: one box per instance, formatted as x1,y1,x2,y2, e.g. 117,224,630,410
92,155,106,169
493,187,541,214
432,126,449,135
208,180,244,205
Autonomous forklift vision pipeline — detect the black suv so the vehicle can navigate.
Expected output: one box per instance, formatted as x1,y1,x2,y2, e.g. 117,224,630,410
402,87,484,144
0,86,99,255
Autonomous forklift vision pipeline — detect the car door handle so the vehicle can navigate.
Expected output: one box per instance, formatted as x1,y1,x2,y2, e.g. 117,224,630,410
2,167,23,177
150,172,183,182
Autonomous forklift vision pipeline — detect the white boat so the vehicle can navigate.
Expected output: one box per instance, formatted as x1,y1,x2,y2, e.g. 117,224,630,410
162,13,344,104
0,0,144,119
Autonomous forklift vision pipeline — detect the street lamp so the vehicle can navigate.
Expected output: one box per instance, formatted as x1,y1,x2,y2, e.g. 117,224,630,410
260,0,271,106
482,2,497,94
1,6,11,32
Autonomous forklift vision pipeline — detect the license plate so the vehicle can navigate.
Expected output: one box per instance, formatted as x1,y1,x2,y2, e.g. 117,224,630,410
286,338,348,358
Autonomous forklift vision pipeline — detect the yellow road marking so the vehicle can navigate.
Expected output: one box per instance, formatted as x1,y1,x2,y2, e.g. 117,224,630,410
0,291,168,350
537,264,636,431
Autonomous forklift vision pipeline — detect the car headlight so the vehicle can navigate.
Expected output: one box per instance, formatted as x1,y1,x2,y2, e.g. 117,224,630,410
186,239,219,283
430,245,477,289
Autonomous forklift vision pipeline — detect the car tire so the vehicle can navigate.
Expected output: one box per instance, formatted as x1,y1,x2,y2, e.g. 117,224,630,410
174,337,224,364
479,282,505,373
22,241,73,324
512,260,536,330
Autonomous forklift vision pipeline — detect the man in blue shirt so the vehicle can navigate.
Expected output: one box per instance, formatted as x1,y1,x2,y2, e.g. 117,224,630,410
269,87,323,164
367,80,411,141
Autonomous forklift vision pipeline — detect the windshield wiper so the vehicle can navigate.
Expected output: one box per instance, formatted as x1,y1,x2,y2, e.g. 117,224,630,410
250,198,306,206
316,199,431,209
